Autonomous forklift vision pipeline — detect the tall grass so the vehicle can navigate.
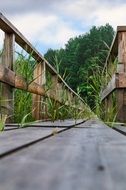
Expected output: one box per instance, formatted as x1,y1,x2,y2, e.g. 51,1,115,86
14,51,37,123
88,60,118,124
0,49,93,127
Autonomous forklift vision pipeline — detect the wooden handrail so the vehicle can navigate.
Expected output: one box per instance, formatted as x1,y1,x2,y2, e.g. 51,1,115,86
103,26,126,73
0,13,84,103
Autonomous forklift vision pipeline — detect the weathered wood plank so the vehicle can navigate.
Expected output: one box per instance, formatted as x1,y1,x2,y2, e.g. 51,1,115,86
0,64,45,95
117,26,126,32
101,73,126,101
0,127,62,156
116,89,125,122
0,119,126,190
118,32,126,71
32,62,46,119
0,120,84,156
100,74,116,100
116,73,126,87
6,119,85,128
1,33,15,122
103,26,126,73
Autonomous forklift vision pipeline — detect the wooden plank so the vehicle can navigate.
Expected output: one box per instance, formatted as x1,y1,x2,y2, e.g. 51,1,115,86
32,62,46,120
118,32,126,71
117,26,126,32
57,82,63,103
0,64,46,96
114,125,126,133
103,26,126,73
116,31,126,122
0,119,126,189
0,119,84,156
1,33,15,122
101,73,126,101
116,72,126,88
47,74,58,98
100,74,116,100
0,127,63,156
5,119,85,128
116,89,125,122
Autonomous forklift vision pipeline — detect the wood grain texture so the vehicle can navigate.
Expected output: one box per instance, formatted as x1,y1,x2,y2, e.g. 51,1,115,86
101,73,126,101
1,33,15,122
100,74,116,100
0,64,46,96
116,73,126,88
0,119,84,156
32,62,46,120
118,32,126,71
0,119,126,190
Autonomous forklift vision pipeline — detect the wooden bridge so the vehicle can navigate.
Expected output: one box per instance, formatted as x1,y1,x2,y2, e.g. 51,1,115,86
0,14,126,190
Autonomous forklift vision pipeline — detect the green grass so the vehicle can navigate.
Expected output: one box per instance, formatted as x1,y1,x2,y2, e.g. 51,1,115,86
0,50,93,127
87,59,118,124
13,51,37,123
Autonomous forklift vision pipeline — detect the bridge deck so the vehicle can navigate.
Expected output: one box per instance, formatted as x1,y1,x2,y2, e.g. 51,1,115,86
0,119,126,190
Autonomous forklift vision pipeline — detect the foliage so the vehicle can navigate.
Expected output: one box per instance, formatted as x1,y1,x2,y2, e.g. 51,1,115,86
14,51,37,123
0,24,115,126
44,24,115,108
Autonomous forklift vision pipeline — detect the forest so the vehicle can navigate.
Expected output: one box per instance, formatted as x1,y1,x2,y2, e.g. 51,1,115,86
44,24,114,111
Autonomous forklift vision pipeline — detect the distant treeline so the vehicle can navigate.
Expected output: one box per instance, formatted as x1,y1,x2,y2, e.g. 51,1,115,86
44,24,114,108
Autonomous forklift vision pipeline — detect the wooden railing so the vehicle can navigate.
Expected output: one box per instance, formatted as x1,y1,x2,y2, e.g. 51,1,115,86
0,13,85,122
101,26,126,122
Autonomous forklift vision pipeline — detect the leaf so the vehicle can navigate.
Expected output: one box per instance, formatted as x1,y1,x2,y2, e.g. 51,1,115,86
0,115,7,131
20,109,35,128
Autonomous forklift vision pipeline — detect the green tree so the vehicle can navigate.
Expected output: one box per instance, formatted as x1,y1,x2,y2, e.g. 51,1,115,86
44,24,115,108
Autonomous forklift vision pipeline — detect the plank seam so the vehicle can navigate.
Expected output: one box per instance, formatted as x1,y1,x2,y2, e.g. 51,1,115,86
0,120,87,159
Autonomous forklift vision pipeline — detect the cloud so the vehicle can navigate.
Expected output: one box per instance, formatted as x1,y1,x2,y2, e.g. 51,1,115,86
8,12,80,53
56,0,126,28
94,3,126,28
1,0,126,53
0,0,58,14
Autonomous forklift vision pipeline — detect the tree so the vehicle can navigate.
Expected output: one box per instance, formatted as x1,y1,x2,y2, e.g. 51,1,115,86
44,24,115,108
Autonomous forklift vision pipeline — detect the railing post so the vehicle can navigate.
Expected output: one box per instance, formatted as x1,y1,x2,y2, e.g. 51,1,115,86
1,33,15,123
57,82,62,103
116,30,126,122
49,74,58,99
32,62,46,120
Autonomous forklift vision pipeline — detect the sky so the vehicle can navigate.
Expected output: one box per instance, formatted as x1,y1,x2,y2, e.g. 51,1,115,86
0,0,126,54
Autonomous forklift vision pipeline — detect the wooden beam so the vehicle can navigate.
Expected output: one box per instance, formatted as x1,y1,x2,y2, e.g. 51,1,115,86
1,33,15,122
0,64,45,96
101,73,126,101
116,73,126,87
116,89,125,122
32,62,46,120
118,32,126,71
100,74,116,101
103,26,126,73
47,74,58,99
117,26,126,32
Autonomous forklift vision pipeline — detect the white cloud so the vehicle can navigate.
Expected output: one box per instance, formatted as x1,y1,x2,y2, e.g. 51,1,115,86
94,4,126,28
9,13,80,51
56,0,126,29
1,0,126,53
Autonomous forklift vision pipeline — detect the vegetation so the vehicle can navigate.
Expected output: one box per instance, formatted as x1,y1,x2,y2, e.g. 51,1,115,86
44,24,114,109
14,51,37,123
0,23,117,130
